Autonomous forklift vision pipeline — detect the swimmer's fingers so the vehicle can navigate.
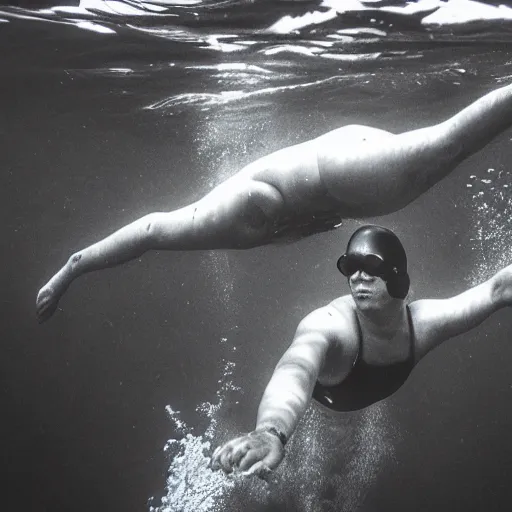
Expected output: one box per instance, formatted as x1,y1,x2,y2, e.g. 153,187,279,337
238,442,284,473
261,444,285,470
237,447,266,472
229,440,252,468
218,445,236,473
211,443,227,463
211,437,248,473
242,461,272,479
211,442,233,472
211,431,284,474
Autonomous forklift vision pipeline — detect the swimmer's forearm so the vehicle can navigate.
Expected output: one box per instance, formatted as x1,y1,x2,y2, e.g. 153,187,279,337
255,362,317,440
452,276,502,332
254,313,330,440
417,272,505,350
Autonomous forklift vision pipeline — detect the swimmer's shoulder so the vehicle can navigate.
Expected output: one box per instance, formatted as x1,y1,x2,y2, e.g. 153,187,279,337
311,296,359,385
325,295,358,320
300,295,359,349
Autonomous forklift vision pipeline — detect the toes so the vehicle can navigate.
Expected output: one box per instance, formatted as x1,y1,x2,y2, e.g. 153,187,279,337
36,290,58,323
37,297,48,313
40,305,58,323
37,310,51,324
36,290,49,311
37,308,49,323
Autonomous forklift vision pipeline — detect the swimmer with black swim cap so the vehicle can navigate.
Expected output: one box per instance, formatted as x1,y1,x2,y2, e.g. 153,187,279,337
212,224,512,475
313,225,414,412
337,225,410,300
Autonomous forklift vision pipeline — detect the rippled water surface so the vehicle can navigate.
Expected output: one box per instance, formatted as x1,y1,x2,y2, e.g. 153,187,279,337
4,1,512,511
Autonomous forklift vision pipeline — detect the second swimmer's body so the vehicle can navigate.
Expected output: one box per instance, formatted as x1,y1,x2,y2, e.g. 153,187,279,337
37,83,512,322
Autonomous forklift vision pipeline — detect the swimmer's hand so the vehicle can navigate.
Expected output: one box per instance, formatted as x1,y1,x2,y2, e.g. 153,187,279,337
210,428,285,477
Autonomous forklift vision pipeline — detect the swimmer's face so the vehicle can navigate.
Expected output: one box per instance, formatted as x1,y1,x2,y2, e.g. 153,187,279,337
349,270,394,310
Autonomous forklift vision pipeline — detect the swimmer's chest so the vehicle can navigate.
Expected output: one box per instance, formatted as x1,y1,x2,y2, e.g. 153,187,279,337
314,311,414,412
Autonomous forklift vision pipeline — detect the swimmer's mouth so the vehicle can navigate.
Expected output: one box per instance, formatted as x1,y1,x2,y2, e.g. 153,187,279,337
354,289,372,298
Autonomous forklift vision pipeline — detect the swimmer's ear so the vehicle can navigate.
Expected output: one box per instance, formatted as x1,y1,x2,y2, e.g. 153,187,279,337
387,273,410,299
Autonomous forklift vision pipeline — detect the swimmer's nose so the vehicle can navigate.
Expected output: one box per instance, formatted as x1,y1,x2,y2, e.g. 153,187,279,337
351,270,373,281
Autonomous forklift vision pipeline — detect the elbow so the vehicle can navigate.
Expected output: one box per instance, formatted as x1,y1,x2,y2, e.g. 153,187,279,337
142,213,162,245
274,358,320,386
257,357,321,432
271,360,319,405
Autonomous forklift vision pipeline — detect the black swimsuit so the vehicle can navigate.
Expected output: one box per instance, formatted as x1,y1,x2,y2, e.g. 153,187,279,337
312,306,416,412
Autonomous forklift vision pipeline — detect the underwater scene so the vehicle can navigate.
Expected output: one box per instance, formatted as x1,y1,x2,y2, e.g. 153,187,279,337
4,0,512,511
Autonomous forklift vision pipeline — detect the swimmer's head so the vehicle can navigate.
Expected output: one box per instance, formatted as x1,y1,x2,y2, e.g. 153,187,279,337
337,225,410,301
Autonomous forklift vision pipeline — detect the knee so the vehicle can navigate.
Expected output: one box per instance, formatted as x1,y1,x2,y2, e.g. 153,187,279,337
140,212,167,246
68,252,82,269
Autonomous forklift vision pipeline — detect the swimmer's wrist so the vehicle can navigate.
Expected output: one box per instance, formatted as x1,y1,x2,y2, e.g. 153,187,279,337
253,425,288,447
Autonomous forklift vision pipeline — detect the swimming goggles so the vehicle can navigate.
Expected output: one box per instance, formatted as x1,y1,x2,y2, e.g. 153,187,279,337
337,253,397,279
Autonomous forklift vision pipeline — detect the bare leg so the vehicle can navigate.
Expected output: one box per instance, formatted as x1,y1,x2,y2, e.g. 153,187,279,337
320,82,512,216
37,83,512,321
403,81,512,200
36,178,284,322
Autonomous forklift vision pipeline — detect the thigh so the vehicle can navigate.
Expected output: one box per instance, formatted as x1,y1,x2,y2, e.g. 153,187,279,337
192,177,286,249
316,123,454,216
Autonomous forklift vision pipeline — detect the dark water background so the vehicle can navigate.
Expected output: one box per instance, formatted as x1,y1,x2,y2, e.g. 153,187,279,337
4,1,512,510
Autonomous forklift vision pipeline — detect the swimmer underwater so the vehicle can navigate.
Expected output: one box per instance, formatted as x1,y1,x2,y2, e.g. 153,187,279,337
211,225,512,475
37,82,512,322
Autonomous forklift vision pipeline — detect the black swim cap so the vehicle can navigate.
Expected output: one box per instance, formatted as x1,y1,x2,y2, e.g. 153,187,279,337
337,225,410,299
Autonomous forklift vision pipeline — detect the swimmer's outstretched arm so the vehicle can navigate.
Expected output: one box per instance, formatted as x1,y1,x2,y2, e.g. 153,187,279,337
412,264,512,360
211,309,340,475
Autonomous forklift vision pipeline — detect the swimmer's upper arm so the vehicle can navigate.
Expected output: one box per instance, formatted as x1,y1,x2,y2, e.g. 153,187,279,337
275,304,356,384
275,308,336,382
411,277,501,359
256,304,356,436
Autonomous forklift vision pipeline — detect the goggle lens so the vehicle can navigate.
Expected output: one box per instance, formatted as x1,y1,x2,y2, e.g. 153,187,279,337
337,253,391,278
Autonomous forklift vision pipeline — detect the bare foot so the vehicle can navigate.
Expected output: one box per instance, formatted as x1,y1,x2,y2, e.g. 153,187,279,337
36,285,61,323
36,265,72,323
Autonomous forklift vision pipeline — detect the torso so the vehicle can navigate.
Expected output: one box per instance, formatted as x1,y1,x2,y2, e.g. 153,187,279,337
313,297,417,412
245,140,339,211
238,140,345,242
237,125,398,242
